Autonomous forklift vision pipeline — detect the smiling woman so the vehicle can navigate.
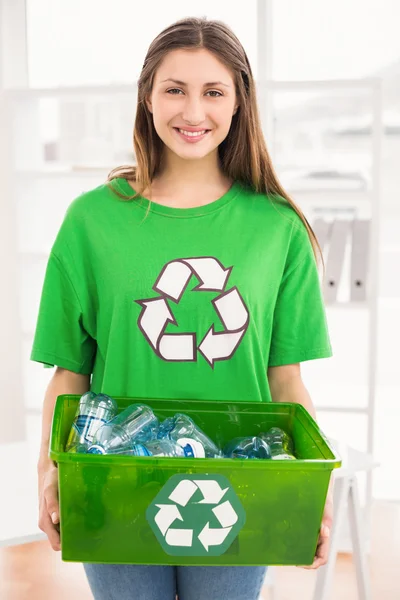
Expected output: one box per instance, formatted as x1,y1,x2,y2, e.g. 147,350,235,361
145,48,240,168
30,14,334,600
107,18,323,265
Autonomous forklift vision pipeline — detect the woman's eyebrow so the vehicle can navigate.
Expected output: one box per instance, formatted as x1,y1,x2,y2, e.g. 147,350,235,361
160,78,231,88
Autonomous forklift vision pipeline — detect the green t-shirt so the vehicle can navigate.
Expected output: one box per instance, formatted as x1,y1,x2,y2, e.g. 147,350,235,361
30,177,332,402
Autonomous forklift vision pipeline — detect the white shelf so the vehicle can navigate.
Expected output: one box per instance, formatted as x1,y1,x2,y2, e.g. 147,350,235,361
5,84,136,98
326,301,369,310
286,184,371,194
315,406,369,414
15,166,113,177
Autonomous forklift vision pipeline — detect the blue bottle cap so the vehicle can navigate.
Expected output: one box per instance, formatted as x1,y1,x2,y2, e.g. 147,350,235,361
87,445,106,454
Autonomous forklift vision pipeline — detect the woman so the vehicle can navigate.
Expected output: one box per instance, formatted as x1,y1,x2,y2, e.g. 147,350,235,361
34,16,333,600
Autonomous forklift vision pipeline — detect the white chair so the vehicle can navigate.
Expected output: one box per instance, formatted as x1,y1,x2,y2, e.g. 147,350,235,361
312,441,379,600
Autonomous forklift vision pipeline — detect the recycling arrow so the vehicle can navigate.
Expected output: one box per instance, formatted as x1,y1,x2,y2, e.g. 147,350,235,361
136,298,176,347
194,480,229,504
198,326,246,367
154,504,183,535
146,474,246,556
136,256,249,366
168,479,199,507
154,261,193,302
154,257,232,300
212,500,239,528
213,287,249,330
198,523,232,551
162,479,234,548
165,528,193,547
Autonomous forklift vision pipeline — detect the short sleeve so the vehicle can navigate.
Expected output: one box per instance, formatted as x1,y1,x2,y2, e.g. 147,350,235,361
30,252,96,374
268,219,333,366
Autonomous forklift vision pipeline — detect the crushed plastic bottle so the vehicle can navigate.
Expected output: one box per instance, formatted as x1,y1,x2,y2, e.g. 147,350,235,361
66,392,118,453
158,413,222,458
67,442,91,454
260,427,296,460
223,436,272,459
87,404,158,455
122,439,187,458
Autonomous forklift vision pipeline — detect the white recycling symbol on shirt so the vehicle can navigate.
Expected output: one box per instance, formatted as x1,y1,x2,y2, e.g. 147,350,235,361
147,477,245,555
136,256,249,367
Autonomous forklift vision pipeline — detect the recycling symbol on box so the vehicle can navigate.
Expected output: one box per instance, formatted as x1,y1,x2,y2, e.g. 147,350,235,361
146,474,246,556
135,256,250,367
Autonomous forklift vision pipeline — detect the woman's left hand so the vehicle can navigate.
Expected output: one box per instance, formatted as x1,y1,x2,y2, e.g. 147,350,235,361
299,490,334,570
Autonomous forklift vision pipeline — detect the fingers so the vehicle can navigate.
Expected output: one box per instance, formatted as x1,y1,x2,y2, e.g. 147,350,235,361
50,509,59,525
38,510,61,551
297,525,331,570
43,475,60,526
39,473,61,552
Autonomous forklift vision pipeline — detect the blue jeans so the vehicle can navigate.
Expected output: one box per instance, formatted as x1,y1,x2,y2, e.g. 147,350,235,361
83,564,267,600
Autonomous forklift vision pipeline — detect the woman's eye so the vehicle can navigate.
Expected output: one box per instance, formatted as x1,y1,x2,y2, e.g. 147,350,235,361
166,89,222,97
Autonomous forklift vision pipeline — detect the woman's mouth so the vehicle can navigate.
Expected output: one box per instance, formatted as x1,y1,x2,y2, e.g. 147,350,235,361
173,128,211,143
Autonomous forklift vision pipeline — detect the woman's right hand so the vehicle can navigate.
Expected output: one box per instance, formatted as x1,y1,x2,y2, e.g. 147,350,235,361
37,461,61,551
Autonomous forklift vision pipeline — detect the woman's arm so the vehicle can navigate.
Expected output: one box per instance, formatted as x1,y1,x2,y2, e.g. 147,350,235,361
37,367,91,551
267,362,329,484
267,362,333,569
267,363,316,419
38,366,91,469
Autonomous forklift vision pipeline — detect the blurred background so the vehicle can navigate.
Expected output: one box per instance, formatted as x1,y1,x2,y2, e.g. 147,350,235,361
0,0,399,598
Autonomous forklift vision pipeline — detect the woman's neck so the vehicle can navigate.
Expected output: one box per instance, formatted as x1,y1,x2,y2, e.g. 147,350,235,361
140,174,234,209
149,148,231,198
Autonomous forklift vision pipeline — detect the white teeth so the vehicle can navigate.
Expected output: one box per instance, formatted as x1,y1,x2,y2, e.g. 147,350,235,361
178,129,207,137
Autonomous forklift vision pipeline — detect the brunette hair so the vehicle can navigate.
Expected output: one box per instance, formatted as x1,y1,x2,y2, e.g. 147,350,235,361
107,16,323,267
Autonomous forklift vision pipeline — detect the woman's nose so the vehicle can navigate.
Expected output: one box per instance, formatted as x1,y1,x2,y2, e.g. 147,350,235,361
181,98,206,124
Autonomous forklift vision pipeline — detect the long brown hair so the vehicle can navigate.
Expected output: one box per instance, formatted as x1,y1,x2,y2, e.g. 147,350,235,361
107,16,323,268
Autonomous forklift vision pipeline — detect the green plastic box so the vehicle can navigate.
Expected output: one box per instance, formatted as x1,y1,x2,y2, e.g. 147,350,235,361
50,395,341,566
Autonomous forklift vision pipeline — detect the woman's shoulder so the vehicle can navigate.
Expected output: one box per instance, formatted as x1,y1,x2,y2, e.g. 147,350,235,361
51,181,117,248
65,180,115,218
238,182,303,228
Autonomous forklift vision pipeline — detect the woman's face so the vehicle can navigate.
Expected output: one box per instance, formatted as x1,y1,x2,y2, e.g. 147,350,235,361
146,48,239,161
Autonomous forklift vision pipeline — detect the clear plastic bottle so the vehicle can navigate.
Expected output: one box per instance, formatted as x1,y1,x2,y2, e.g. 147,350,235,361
65,392,118,453
157,413,222,458
260,427,296,460
223,436,272,459
87,404,158,455
122,439,187,458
